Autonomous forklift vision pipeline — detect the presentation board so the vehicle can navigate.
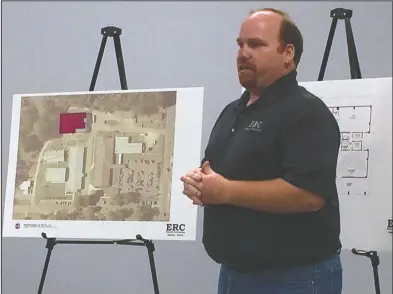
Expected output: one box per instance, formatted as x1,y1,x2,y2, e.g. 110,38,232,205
3,87,204,241
301,77,392,252
242,77,392,252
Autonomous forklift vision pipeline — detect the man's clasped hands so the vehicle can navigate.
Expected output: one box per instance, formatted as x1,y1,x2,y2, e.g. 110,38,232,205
180,161,230,206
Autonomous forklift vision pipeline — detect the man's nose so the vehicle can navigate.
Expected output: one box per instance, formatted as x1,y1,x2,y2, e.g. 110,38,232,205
238,46,251,59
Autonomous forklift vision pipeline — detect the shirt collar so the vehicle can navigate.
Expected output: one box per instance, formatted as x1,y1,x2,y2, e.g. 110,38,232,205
237,69,299,110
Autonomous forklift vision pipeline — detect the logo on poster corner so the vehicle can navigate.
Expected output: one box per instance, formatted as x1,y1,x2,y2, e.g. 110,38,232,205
166,223,186,237
15,223,56,230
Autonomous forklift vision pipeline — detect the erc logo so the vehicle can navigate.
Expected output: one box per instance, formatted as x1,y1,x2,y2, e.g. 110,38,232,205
166,223,186,236
245,120,263,131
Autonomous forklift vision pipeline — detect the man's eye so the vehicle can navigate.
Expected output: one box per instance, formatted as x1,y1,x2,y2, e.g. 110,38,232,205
248,42,260,48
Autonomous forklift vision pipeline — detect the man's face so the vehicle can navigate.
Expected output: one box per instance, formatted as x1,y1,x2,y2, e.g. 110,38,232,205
236,12,293,90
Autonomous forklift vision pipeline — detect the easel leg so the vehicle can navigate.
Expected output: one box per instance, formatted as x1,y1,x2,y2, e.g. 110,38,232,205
352,249,381,294
113,35,128,90
344,18,362,79
147,246,160,294
318,16,338,81
89,35,108,91
370,253,381,294
136,235,160,294
37,237,56,294
373,265,381,294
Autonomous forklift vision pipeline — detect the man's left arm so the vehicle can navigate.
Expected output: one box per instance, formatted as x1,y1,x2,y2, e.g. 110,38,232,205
224,108,341,213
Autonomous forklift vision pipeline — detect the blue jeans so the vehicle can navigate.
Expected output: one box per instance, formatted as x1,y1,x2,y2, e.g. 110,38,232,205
217,254,342,294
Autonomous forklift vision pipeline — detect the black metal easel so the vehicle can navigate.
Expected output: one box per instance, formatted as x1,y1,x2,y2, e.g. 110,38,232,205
37,26,160,294
318,8,362,81
318,8,380,294
352,249,381,294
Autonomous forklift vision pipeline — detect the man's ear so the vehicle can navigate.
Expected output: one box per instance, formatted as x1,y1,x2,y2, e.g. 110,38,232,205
283,44,295,65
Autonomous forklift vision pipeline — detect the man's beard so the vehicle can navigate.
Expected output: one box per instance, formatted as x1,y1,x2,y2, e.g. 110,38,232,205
238,70,257,89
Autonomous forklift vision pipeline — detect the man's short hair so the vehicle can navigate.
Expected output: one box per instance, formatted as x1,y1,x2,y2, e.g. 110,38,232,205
249,8,304,66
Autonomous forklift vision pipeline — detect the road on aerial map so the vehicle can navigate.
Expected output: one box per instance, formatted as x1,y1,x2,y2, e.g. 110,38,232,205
160,106,176,221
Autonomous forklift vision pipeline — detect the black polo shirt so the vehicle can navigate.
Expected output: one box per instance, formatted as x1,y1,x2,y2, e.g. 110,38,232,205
201,70,342,272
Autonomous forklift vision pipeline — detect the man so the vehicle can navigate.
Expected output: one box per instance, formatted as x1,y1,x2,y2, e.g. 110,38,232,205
181,8,343,294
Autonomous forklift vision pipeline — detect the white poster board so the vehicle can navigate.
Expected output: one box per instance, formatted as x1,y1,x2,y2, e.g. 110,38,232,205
3,87,204,241
242,77,392,252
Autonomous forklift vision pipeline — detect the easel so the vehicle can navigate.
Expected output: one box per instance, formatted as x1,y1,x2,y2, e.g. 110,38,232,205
318,8,380,294
318,8,361,80
352,249,381,294
37,26,160,294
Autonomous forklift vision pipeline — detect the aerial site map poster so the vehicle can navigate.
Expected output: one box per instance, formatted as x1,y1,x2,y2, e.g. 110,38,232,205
3,87,204,241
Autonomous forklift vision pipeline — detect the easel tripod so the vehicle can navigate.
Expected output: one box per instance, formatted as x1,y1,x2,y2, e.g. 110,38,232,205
318,8,361,80
37,26,160,294
318,8,380,294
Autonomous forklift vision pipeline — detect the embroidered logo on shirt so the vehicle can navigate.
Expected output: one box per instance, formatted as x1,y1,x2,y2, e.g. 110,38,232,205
245,120,263,132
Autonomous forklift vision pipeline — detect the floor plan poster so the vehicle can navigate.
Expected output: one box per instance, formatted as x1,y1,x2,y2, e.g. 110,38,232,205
300,77,392,252
3,87,204,240
330,105,371,196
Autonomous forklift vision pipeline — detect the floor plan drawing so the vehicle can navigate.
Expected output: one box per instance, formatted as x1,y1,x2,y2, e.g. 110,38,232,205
300,77,392,252
329,105,372,196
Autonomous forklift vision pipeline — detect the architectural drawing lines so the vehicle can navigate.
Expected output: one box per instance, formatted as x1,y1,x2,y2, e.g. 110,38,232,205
329,105,372,196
